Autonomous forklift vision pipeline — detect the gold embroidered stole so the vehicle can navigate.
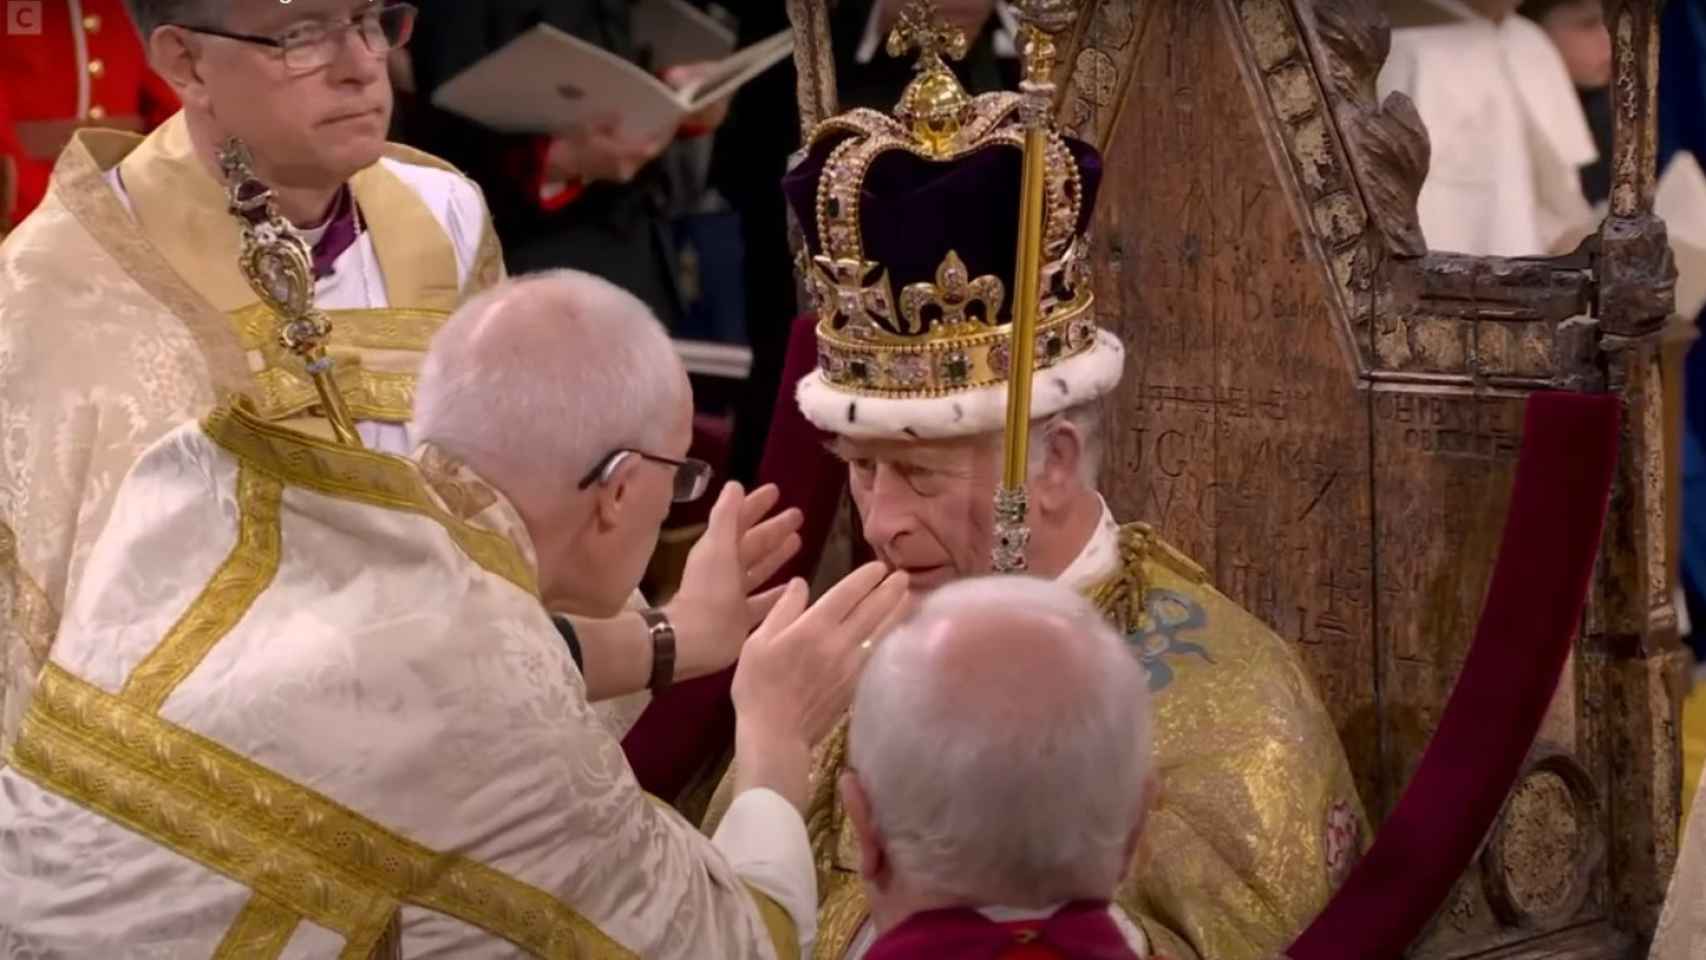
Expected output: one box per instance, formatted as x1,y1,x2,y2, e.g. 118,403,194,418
117,114,460,430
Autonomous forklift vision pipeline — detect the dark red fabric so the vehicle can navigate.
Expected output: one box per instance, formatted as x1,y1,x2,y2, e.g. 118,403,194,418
622,314,848,798
1286,390,1621,960
865,902,1138,960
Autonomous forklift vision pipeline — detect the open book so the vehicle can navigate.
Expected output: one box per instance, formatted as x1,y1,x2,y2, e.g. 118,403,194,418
431,14,791,141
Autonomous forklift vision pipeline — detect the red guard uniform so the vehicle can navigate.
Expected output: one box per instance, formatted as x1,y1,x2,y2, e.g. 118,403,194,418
0,0,178,228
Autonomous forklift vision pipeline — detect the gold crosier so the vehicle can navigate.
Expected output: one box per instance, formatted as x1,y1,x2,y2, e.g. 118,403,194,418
994,0,1076,573
218,139,365,447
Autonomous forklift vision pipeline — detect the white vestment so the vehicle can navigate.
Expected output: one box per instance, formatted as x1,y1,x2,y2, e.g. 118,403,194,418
0,403,815,958
1378,0,1598,257
0,115,505,757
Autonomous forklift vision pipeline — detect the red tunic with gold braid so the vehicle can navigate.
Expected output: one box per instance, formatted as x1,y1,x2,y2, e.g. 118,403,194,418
0,0,178,227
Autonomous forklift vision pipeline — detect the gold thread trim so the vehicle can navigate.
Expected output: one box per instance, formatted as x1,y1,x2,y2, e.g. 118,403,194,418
212,893,302,960
14,664,634,959
121,465,284,712
811,874,869,960
202,401,538,598
746,884,801,960
251,366,416,424
13,668,398,941
229,304,450,353
0,519,58,669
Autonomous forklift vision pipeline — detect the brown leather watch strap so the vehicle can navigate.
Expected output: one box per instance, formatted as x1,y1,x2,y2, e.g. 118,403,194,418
640,607,676,692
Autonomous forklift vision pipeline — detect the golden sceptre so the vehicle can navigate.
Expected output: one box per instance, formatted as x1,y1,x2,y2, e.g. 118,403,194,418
993,0,1075,573
218,138,364,448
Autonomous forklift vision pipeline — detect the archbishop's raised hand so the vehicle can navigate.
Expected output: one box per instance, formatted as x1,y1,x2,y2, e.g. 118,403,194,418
664,481,803,681
732,562,909,750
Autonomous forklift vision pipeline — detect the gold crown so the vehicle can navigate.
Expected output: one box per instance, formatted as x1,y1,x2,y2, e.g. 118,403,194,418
790,0,1097,399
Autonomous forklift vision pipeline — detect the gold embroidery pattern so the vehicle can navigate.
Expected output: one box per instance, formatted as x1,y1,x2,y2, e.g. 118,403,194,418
0,519,58,668
13,667,400,945
252,367,416,425
121,466,283,712
203,401,537,598
229,304,449,353
416,444,500,520
13,664,636,959
468,212,507,299
212,893,302,960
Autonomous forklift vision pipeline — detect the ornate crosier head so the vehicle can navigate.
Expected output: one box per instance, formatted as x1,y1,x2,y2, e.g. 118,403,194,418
219,137,363,447
219,138,330,361
785,1,1124,441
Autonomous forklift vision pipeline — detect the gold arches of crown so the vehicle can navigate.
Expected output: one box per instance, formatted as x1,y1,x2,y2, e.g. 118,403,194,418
796,0,1095,399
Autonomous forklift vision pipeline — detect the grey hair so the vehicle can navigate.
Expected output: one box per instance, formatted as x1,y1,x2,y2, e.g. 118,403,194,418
849,575,1153,907
124,0,219,35
412,270,687,514
1026,401,1105,489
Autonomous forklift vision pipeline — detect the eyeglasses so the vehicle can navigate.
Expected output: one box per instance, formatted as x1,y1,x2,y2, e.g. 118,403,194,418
577,450,714,504
176,3,416,75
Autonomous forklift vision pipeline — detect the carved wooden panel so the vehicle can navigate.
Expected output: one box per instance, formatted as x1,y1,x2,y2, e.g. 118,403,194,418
1047,0,1683,956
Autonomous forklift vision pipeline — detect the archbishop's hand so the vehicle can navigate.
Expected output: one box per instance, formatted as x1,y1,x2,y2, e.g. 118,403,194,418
733,562,909,748
664,481,803,682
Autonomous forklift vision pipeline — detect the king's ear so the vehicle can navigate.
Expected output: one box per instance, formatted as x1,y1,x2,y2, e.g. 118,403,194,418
1034,418,1088,509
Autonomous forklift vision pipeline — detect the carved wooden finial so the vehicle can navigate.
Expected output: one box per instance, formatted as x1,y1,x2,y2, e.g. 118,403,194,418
885,0,969,65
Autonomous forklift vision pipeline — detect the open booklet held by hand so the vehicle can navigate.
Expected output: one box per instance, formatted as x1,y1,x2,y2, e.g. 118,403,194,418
430,22,792,142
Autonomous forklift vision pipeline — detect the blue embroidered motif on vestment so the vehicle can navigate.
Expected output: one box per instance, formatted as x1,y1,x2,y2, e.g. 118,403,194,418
1127,588,1215,691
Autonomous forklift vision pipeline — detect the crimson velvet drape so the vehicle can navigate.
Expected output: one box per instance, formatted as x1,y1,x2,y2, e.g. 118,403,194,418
1287,390,1621,960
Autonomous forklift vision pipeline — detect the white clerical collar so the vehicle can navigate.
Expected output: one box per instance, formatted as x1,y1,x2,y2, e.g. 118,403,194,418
975,903,1066,922
1054,496,1121,594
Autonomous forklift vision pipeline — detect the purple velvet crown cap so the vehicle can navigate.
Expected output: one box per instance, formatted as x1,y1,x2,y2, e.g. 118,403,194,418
782,131,1104,329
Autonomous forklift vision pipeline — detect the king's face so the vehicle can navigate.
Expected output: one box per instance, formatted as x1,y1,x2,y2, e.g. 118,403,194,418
833,433,1003,595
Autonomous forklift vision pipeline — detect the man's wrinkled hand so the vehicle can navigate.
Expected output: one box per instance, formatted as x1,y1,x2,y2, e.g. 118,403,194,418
732,562,909,749
664,482,803,681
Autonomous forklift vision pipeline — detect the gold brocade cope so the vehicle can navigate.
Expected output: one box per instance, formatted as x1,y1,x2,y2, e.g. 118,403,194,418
9,664,637,960
803,524,1370,960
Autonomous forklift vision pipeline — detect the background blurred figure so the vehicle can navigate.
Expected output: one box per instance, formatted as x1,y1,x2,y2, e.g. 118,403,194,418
1518,0,1613,205
404,0,730,331
1380,0,1597,256
842,576,1154,959
0,0,179,230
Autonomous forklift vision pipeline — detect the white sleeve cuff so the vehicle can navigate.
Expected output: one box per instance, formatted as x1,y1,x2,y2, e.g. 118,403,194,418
712,787,820,952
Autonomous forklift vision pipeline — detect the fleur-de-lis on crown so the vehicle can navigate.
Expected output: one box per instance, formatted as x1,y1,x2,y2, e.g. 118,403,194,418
899,251,1006,335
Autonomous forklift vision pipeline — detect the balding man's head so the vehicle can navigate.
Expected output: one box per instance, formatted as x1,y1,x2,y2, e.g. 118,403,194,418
843,576,1154,928
414,270,692,613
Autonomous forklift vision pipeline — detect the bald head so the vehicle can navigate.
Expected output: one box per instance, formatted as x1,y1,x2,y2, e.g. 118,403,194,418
413,270,689,522
846,576,1153,912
